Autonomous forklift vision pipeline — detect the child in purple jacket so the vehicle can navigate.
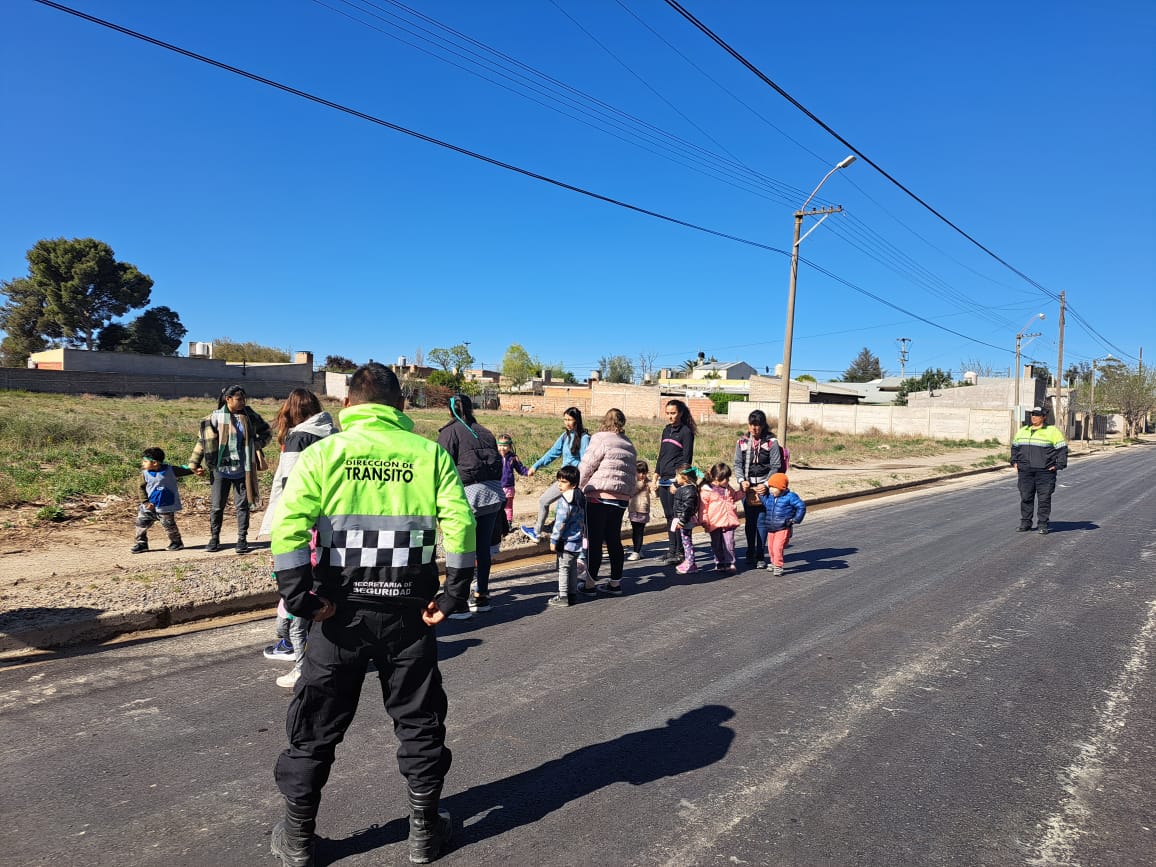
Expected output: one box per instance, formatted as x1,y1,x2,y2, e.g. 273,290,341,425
497,434,530,527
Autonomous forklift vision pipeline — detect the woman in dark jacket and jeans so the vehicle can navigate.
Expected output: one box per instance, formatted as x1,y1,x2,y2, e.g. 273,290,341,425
437,394,504,617
733,409,783,566
654,399,696,565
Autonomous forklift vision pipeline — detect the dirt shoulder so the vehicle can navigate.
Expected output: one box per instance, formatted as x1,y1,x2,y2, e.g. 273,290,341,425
0,441,1109,656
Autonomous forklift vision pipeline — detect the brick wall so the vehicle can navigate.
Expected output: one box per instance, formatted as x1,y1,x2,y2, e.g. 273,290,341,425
0,368,318,400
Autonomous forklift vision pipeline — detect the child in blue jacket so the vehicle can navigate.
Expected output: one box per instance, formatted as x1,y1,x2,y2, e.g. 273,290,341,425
758,472,806,576
132,447,194,553
548,465,587,607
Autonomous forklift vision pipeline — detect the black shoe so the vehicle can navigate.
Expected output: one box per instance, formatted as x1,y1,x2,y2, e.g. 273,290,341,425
236,539,250,554
205,537,220,553
408,786,452,864
1038,525,1049,535
130,540,148,554
166,541,184,551
270,798,317,867
1016,525,1032,532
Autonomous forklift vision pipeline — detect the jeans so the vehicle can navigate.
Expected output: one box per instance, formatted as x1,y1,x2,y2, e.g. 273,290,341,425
209,473,250,541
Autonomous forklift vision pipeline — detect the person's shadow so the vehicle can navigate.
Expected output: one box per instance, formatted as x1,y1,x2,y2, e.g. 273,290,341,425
1041,521,1098,534
318,704,735,862
786,546,855,570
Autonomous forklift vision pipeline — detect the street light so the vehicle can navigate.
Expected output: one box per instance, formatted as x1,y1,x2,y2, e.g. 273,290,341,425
778,155,857,446
1087,354,1114,442
1012,313,1045,439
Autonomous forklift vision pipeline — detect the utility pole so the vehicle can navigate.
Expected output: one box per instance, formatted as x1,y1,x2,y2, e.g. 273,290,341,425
897,337,911,380
1054,291,1066,434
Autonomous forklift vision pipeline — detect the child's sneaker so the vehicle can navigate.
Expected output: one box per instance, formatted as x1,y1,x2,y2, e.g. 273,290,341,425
626,550,641,561
546,594,572,608
675,562,698,574
468,593,492,612
130,540,148,554
520,525,539,542
772,565,784,576
276,669,301,689
263,639,295,660
722,564,737,575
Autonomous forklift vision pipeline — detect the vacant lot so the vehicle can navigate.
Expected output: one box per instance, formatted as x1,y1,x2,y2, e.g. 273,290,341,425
0,391,1005,524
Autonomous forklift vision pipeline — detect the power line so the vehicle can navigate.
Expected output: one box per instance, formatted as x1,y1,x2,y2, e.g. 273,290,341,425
30,0,1042,362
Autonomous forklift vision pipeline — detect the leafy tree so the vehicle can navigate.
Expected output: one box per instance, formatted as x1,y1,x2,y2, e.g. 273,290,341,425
894,368,954,406
21,238,153,350
679,358,698,376
501,343,537,389
545,362,576,384
843,347,883,382
96,323,131,352
428,344,474,378
427,369,462,389
0,276,54,366
212,337,290,363
323,354,358,372
124,306,186,355
598,354,635,384
797,373,817,383
1097,361,1156,438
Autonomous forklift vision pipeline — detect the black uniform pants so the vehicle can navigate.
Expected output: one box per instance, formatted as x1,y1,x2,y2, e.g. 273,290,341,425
1017,469,1057,527
274,604,452,803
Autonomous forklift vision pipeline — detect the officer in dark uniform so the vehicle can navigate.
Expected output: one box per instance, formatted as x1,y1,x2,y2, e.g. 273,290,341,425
268,363,476,865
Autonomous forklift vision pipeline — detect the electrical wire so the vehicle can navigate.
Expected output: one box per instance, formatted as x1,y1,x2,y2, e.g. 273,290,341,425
29,0,1069,364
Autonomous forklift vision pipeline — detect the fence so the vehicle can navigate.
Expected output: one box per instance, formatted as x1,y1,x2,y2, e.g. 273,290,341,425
728,401,1011,443
0,368,318,400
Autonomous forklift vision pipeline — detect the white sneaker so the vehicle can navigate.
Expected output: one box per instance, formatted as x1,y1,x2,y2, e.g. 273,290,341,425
276,669,300,689
626,551,641,561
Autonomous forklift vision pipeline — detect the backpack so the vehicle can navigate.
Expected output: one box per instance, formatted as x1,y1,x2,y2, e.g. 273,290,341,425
778,441,790,472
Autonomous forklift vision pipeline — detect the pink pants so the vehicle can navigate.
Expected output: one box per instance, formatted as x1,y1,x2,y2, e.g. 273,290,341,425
767,528,790,568
503,487,516,525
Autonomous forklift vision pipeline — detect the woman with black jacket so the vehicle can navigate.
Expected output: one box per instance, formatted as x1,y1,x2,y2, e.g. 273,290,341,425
653,399,696,564
437,394,504,617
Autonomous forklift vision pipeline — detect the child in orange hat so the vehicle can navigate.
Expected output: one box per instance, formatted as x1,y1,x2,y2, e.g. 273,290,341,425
758,472,806,576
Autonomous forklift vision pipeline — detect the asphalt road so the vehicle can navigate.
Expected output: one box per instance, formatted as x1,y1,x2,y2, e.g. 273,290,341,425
2,446,1153,866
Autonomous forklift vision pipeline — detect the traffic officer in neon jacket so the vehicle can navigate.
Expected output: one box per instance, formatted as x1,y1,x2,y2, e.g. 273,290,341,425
1010,405,1068,535
269,363,475,865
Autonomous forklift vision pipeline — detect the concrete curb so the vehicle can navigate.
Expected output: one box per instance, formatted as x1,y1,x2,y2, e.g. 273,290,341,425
0,446,1113,660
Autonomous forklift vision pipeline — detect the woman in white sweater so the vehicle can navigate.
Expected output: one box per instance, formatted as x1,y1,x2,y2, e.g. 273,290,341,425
578,408,638,595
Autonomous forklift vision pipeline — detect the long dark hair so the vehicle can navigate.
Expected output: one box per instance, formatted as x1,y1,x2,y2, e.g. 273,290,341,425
275,388,323,446
666,399,696,434
217,384,246,409
564,406,587,458
449,393,478,427
747,409,770,439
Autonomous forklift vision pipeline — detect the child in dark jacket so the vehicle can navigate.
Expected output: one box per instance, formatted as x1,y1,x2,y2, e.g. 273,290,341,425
670,465,703,574
549,466,587,607
758,472,806,576
132,447,194,553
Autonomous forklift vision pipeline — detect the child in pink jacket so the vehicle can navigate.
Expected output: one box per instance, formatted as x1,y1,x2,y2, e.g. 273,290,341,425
699,462,742,574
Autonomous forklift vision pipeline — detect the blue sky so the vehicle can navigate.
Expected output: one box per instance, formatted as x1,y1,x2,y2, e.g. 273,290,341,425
2,0,1153,381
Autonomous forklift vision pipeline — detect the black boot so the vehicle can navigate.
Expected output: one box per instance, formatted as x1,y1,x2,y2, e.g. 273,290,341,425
407,785,452,864
270,798,317,867
207,511,222,552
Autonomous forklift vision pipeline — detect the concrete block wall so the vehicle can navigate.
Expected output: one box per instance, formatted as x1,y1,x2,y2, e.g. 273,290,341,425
0,368,317,400
729,400,1013,444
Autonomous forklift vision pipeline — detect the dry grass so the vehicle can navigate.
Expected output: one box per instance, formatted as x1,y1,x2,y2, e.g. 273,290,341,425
0,391,1001,517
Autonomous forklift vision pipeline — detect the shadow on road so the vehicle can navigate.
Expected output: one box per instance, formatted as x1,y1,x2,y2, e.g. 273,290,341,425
1043,521,1099,534
317,704,735,863
785,546,856,570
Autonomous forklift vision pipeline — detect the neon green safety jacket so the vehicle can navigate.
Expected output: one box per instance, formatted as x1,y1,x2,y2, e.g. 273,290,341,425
1010,423,1068,472
271,402,476,618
